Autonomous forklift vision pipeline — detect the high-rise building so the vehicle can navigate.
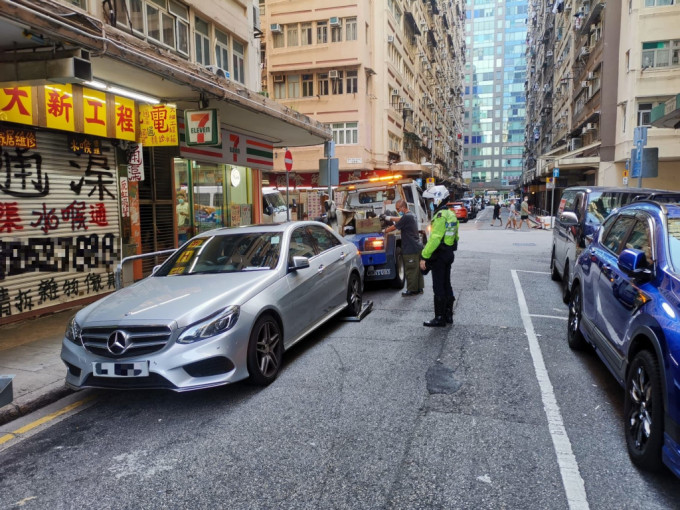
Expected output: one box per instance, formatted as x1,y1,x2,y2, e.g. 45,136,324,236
259,0,466,200
463,0,528,198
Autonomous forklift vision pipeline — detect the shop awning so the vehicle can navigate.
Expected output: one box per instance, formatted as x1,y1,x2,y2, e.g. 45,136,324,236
651,94,680,129
0,1,331,148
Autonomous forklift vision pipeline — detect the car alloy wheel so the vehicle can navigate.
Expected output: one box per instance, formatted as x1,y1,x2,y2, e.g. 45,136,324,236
567,284,586,350
247,315,282,385
624,350,664,471
345,273,363,317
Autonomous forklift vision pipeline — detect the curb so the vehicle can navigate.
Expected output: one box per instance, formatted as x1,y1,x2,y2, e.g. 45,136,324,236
0,385,74,427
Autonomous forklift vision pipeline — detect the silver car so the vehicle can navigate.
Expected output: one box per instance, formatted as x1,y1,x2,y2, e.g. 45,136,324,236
61,222,364,390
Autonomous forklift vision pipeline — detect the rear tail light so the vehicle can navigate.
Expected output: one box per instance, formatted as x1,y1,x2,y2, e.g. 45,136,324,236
364,237,385,251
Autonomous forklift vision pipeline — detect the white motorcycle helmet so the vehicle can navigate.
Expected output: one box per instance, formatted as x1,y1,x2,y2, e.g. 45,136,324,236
422,185,450,208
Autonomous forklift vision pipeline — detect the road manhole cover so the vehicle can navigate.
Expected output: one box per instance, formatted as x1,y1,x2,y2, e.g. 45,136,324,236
426,364,462,394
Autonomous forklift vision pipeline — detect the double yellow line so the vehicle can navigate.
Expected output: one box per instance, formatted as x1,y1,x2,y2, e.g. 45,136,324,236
0,395,96,446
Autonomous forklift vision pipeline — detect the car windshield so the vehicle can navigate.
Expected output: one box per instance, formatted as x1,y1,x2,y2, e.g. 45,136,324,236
668,218,680,275
156,232,282,275
265,193,287,213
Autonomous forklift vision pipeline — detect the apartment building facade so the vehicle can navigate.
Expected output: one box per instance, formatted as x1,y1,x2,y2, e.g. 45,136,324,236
524,0,679,213
462,0,528,198
259,0,466,197
0,0,329,324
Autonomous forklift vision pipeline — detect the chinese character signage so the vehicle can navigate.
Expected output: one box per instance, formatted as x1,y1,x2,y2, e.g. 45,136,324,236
139,104,178,146
184,109,220,146
0,127,37,149
127,143,144,182
44,84,74,132
68,134,103,155
82,87,108,137
0,86,34,125
114,95,136,142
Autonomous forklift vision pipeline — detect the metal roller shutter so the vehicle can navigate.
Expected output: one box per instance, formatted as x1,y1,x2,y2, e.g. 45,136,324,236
0,130,120,321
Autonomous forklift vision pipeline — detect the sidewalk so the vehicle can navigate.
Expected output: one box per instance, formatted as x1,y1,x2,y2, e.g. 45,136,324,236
0,308,78,426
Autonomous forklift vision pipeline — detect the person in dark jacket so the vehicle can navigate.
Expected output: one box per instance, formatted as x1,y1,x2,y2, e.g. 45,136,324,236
384,199,424,296
490,199,502,226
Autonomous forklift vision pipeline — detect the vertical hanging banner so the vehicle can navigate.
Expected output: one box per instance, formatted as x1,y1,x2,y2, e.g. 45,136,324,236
114,95,136,141
82,87,108,137
44,84,74,132
120,177,130,217
139,104,178,146
0,86,34,125
127,143,144,181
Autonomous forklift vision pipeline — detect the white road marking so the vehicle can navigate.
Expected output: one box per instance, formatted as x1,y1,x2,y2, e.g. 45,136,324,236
516,270,551,275
512,270,589,510
530,314,568,321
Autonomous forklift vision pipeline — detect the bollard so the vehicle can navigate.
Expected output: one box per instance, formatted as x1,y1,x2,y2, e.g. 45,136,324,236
0,375,15,408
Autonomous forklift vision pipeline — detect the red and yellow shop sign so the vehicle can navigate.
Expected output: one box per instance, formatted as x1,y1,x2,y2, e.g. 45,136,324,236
44,84,75,131
0,86,34,125
114,95,136,142
82,87,108,137
139,104,178,146
0,126,37,148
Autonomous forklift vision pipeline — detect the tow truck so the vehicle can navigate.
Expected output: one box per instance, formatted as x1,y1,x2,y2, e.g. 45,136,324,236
334,175,430,287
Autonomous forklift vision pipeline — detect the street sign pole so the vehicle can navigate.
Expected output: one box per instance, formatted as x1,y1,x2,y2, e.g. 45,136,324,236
284,149,293,221
634,126,647,188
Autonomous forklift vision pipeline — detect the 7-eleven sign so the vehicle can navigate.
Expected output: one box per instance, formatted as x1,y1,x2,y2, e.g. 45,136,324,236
184,109,221,146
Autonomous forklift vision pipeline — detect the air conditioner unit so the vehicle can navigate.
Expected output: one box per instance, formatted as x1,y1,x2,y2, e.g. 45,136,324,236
581,81,588,88
546,50,553,57
273,74,285,83
585,122,595,131
330,17,341,27
587,71,595,80
329,70,339,79
270,23,282,33
387,35,394,43
392,88,399,96
205,65,229,79
403,102,413,111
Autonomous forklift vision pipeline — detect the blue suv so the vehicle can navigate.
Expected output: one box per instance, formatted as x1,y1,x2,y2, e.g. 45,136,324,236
568,200,680,477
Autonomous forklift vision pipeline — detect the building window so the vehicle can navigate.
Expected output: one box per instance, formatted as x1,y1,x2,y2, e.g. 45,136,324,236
331,71,344,94
195,16,211,65
301,22,313,45
345,17,357,41
215,30,230,73
232,39,245,84
273,78,285,99
302,74,314,97
317,21,328,44
331,122,358,145
642,40,680,68
346,70,358,93
68,0,87,7
115,0,189,56
287,74,300,98
638,103,656,126
331,23,342,43
273,30,285,48
318,73,329,95
644,0,674,6
287,23,299,47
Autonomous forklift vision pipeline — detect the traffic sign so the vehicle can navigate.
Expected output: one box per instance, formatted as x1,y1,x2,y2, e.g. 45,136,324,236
623,170,629,178
553,167,559,178
284,149,293,172
623,177,629,185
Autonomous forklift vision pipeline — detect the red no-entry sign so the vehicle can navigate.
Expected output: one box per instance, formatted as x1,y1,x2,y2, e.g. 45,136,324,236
284,150,293,172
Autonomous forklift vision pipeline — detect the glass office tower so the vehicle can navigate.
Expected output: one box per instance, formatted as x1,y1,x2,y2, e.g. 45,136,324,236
463,0,527,198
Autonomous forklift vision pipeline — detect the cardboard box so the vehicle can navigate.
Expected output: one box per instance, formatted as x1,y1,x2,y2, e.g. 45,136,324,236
356,217,381,234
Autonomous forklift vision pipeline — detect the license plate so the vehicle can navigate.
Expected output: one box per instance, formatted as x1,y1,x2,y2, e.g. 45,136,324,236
92,361,149,378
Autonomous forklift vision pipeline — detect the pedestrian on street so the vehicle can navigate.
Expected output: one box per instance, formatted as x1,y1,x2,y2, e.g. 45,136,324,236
490,199,502,226
517,196,530,230
383,199,424,296
505,199,517,229
419,185,459,327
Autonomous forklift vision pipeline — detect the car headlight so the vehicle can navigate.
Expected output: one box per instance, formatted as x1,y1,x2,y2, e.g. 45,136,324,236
65,316,82,345
177,306,240,344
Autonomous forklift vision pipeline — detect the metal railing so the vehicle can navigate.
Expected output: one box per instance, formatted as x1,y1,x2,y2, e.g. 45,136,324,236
114,249,177,290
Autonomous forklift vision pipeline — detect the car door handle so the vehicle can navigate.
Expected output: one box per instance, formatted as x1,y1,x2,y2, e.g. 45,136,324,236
317,265,325,274
339,252,346,260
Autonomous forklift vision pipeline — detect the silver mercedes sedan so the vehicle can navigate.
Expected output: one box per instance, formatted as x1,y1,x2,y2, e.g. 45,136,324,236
61,222,364,391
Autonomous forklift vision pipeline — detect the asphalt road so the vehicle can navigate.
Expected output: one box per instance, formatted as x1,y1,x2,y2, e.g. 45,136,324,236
1,208,679,510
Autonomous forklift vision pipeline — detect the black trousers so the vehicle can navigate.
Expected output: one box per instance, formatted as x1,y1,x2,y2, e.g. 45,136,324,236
429,246,454,298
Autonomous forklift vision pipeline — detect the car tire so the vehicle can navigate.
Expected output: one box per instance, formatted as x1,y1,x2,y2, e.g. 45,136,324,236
567,284,587,350
550,248,561,282
624,350,664,471
562,263,570,304
247,314,283,386
391,246,405,289
344,272,363,317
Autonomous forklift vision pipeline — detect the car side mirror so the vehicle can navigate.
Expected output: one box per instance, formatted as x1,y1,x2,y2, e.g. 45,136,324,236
264,205,274,216
559,211,579,226
289,256,310,271
618,248,652,280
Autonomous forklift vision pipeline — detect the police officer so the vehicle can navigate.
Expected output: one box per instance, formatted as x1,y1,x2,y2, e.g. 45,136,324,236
420,185,459,327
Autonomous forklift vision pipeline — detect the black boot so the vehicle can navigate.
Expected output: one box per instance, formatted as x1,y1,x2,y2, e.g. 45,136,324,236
445,295,455,324
424,296,446,327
